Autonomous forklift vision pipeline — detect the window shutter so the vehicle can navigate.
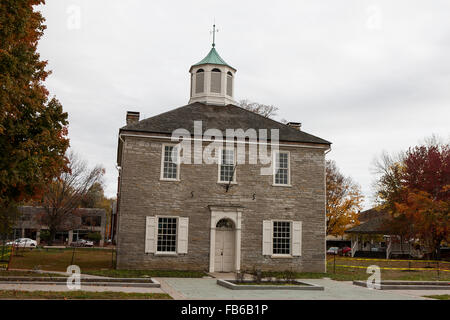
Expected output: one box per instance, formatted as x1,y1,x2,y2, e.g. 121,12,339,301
210,71,221,93
177,217,189,254
262,220,273,256
196,72,205,93
145,216,156,253
292,221,302,256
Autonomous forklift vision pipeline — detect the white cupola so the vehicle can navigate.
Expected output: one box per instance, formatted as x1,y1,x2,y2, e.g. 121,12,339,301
189,26,236,105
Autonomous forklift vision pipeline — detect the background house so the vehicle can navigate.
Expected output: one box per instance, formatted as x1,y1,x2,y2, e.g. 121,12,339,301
345,208,424,259
8,206,107,246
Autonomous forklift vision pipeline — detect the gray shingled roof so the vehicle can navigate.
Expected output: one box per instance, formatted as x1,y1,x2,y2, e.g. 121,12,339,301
121,102,331,145
345,217,391,234
346,208,391,234
358,208,389,223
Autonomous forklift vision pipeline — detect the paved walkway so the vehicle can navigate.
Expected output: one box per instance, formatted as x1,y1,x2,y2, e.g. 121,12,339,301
1,270,445,299
158,278,430,300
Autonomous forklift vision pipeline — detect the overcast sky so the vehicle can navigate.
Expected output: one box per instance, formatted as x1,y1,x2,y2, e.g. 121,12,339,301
36,0,450,208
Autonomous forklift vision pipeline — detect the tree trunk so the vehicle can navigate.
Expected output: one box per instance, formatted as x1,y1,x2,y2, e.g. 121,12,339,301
435,240,442,260
48,228,57,246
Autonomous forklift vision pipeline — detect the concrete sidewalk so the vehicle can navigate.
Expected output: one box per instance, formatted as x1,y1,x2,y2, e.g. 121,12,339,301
1,270,444,300
158,278,430,300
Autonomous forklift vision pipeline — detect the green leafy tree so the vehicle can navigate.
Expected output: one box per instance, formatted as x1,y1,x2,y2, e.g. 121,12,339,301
87,232,102,243
0,0,69,232
39,229,50,243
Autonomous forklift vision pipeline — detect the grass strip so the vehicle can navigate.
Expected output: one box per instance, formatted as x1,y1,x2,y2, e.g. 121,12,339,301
0,290,171,300
423,294,449,300
84,269,208,278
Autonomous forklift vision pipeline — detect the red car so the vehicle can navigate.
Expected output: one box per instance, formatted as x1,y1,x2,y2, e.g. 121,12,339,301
342,246,351,256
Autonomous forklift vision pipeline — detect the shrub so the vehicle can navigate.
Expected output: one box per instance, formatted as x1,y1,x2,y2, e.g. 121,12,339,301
283,269,295,282
250,266,262,283
235,271,245,283
86,232,102,242
39,230,51,242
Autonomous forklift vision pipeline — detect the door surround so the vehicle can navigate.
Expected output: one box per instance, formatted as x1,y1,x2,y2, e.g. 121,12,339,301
208,205,242,273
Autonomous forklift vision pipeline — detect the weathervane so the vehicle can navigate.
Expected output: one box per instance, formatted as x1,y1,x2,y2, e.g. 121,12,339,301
210,23,219,47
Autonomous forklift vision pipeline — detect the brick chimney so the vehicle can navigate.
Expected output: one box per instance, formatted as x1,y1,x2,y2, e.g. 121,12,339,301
287,122,301,131
126,111,140,125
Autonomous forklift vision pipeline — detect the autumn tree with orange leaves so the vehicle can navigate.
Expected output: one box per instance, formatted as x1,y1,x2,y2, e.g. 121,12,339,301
0,1,69,233
326,160,364,236
375,139,450,259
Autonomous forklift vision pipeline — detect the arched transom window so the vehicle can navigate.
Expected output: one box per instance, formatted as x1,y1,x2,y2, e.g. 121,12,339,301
216,218,234,229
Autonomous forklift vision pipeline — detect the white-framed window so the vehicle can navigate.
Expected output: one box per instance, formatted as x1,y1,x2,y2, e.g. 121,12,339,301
273,151,290,186
157,217,177,253
218,148,236,183
160,144,179,181
145,216,189,254
262,220,302,257
273,221,291,255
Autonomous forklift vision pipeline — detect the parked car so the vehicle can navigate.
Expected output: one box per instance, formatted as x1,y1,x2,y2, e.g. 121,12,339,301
70,239,94,247
327,246,351,256
342,246,351,256
6,238,37,248
327,247,340,255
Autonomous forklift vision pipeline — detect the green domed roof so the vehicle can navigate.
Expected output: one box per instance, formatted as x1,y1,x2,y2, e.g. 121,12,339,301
191,47,235,70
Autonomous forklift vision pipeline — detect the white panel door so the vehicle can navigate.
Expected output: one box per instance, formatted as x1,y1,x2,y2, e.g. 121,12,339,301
214,230,235,272
214,231,223,271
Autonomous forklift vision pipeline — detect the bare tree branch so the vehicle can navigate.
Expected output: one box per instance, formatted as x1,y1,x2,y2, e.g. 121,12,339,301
36,151,105,244
239,99,279,119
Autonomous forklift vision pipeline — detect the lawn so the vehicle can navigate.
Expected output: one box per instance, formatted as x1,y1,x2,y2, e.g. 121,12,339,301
0,270,65,277
326,257,450,281
257,258,450,282
8,247,114,272
7,248,207,278
0,290,171,300
325,266,450,281
424,295,449,300
7,248,450,281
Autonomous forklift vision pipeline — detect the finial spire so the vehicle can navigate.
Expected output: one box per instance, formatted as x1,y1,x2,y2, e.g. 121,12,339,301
211,23,218,48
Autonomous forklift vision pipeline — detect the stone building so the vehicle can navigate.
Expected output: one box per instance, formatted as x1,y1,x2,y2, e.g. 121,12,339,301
116,40,331,272
10,206,106,246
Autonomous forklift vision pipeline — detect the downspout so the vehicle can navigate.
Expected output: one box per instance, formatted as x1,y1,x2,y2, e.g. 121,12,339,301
323,144,331,272
114,133,125,268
